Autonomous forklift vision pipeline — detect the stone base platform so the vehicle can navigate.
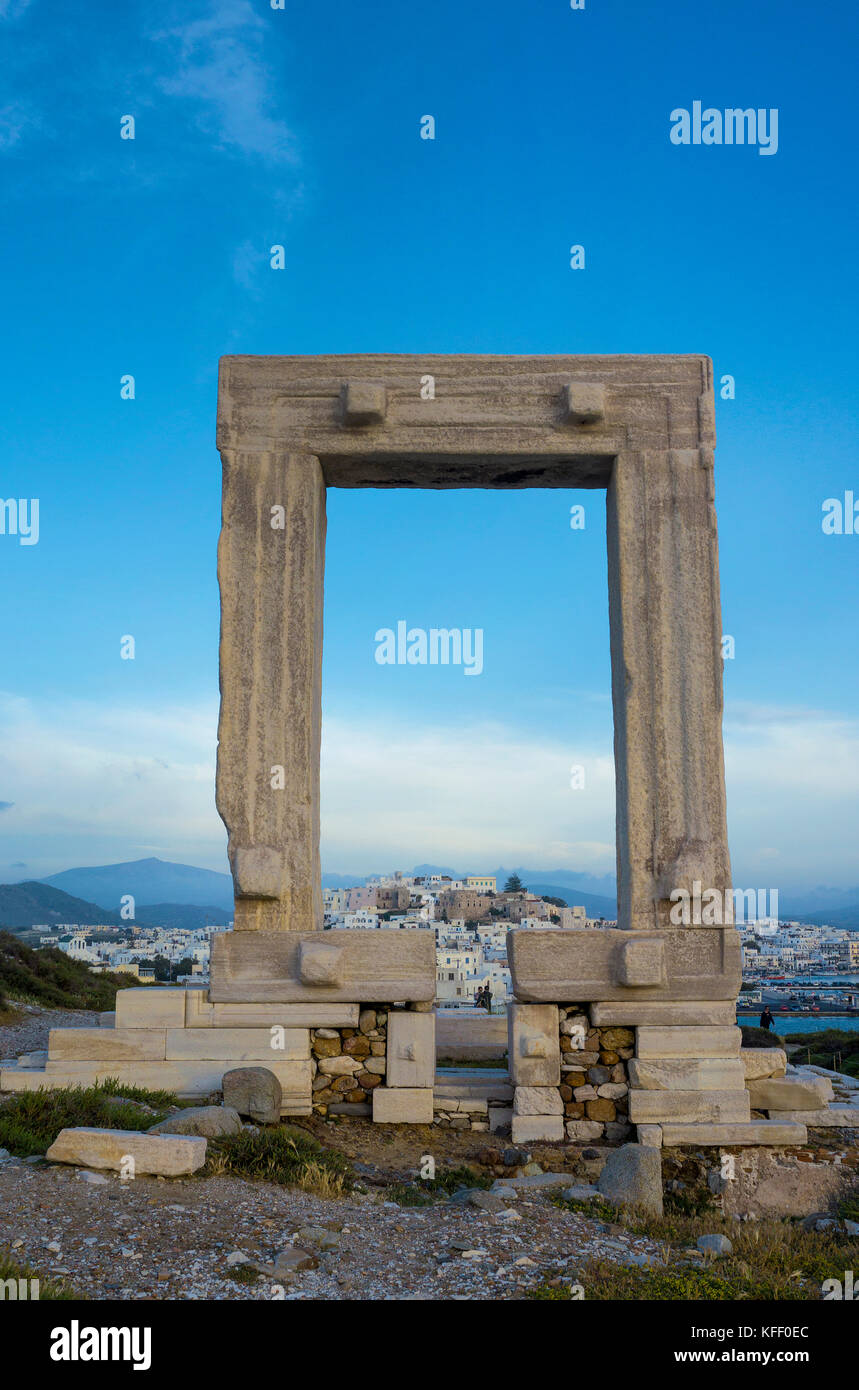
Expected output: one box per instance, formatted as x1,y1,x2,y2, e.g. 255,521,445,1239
0,986,442,1126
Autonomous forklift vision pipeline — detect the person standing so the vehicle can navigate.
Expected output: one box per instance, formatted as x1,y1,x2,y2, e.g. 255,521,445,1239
484,982,493,1014
759,1005,775,1031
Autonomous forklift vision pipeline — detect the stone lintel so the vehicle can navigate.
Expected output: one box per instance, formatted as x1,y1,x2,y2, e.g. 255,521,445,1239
508,928,741,1003
592,1001,737,1027
209,929,436,1003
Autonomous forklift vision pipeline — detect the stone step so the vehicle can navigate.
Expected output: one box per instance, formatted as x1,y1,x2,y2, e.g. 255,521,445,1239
433,1069,512,1103
659,1120,808,1147
768,1106,859,1128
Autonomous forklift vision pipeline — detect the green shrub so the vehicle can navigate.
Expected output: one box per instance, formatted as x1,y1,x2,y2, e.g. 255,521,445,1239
741,1025,785,1048
0,931,135,1011
0,1079,180,1156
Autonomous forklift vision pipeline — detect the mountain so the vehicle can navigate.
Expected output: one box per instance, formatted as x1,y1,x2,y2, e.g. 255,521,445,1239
521,883,617,917
0,881,127,930
792,906,859,931
40,858,234,912
134,903,233,930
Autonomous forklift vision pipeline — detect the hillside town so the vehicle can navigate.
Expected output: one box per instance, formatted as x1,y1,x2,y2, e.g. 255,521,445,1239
23,872,859,1015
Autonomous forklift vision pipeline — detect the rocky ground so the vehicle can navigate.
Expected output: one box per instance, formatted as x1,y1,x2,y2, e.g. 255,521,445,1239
0,1003,98,1059
0,1156,672,1302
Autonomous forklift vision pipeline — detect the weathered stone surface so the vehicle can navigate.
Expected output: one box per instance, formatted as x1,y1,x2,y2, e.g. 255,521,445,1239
636,1124,663,1148
317,1055,362,1076
740,1048,787,1080
637,1026,742,1059
659,1120,808,1146
114,989,186,1029
628,1058,745,1091
217,356,727,945
565,1120,604,1141
185,991,359,1029
210,929,435,1003
597,1143,663,1216
511,1115,564,1144
436,1009,507,1061
372,1087,433,1124
746,1078,830,1112
387,1011,434,1088
597,1027,635,1050
513,1087,564,1117
47,1028,167,1062
488,1107,513,1133
148,1106,242,1139
628,1089,750,1124
216,449,326,933
585,1099,616,1122
165,1028,310,1061
767,1106,859,1128
508,928,741,1003
46,1128,206,1176
222,1067,282,1123
508,1004,560,1086
591,1001,737,1027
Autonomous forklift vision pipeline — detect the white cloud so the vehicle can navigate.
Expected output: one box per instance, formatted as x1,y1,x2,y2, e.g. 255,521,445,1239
151,0,297,164
0,692,856,890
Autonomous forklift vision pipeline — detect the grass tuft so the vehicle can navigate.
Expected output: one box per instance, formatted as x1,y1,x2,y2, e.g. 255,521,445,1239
0,1247,79,1300
204,1124,353,1196
0,1079,181,1156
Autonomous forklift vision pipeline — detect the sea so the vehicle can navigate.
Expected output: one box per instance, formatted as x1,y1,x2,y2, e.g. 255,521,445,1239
739,1014,858,1035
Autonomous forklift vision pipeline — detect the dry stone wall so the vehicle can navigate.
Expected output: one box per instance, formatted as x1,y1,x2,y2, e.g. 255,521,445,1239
311,1008,388,1117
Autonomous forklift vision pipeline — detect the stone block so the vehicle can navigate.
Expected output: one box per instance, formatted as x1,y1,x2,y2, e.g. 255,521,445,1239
510,1114,564,1144
564,1120,604,1141
598,1143,663,1216
387,1011,434,1088
148,1106,242,1138
489,1107,513,1133
746,1078,831,1112
628,1058,745,1091
114,988,187,1029
513,1086,564,1117
767,1107,859,1128
341,380,387,425
46,1128,206,1176
165,1028,310,1062
210,929,435,1003
636,1124,663,1148
636,1026,742,1059
372,1087,434,1124
563,381,606,426
508,1004,560,1086
628,1089,750,1124
47,1028,167,1062
184,991,359,1029
659,1120,808,1146
616,936,665,987
591,1001,737,1027
740,1048,787,1080
508,929,741,1003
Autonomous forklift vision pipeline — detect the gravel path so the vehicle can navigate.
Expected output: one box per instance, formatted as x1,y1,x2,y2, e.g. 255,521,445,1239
0,1160,667,1301
0,1005,99,1060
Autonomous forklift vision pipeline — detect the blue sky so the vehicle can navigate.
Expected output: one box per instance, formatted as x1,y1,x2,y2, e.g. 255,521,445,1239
0,0,857,894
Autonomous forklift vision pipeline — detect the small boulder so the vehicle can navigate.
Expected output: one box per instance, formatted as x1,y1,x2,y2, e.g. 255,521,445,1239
697,1233,733,1257
597,1142,663,1217
148,1106,242,1139
222,1068,282,1125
